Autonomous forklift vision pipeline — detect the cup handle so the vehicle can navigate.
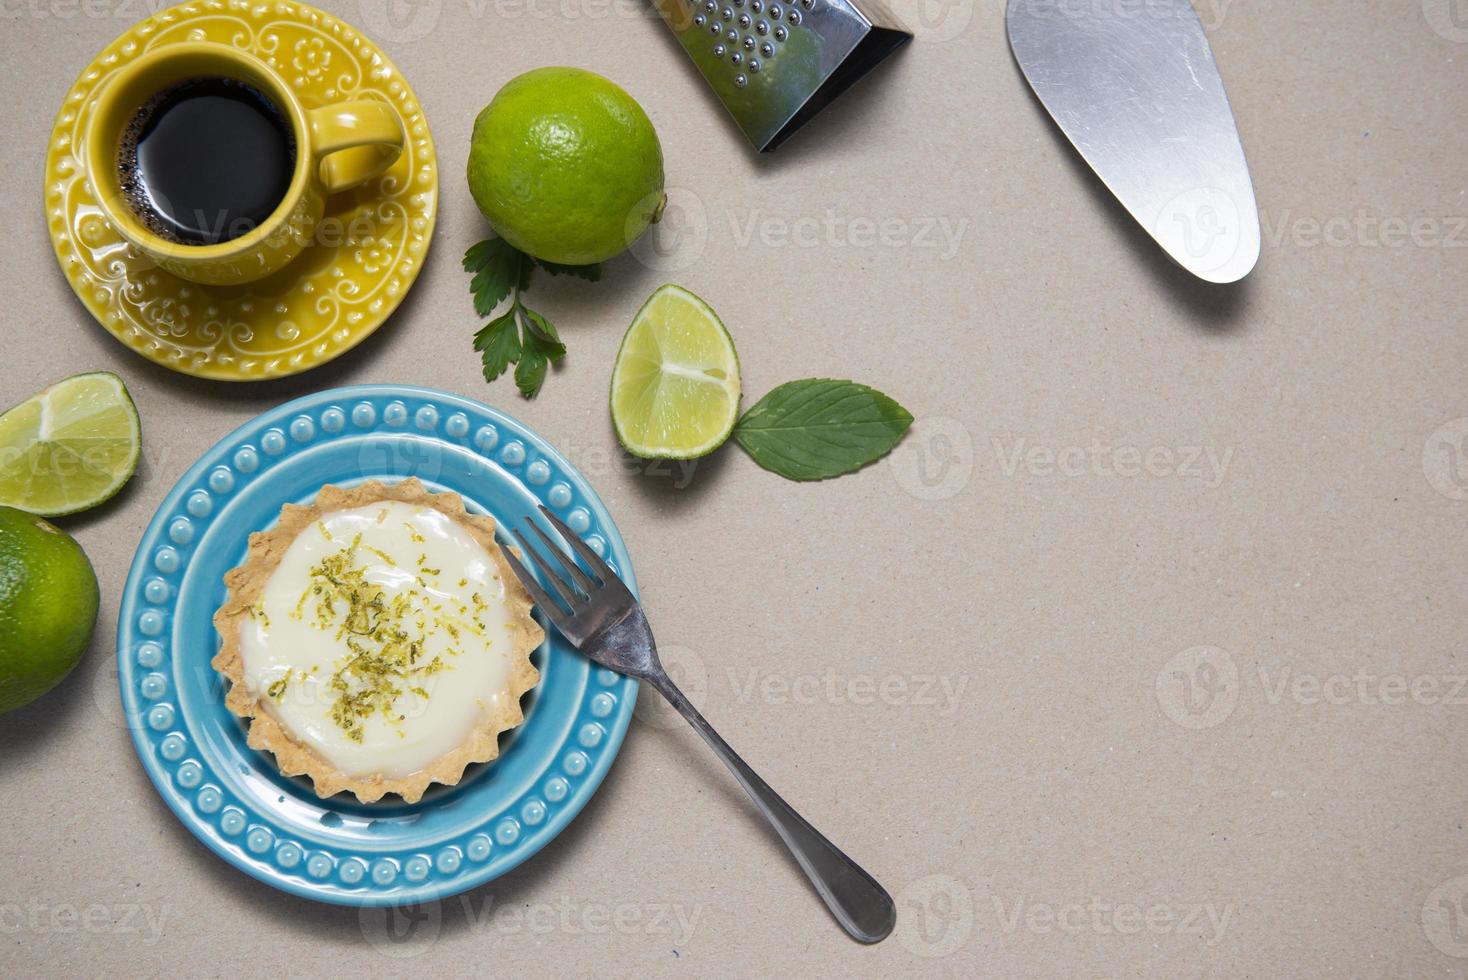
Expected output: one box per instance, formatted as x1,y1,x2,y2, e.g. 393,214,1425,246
306,101,405,194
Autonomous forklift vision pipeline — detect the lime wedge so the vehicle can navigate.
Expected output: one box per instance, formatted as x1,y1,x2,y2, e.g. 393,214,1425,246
610,285,741,459
0,372,142,516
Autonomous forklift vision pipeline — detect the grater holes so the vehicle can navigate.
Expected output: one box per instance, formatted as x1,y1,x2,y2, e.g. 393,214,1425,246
787,9,801,24
703,0,784,78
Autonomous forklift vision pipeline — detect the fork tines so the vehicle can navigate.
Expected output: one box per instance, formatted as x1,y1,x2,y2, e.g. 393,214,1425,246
502,506,617,627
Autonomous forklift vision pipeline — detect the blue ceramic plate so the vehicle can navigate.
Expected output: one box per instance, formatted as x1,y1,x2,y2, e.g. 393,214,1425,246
116,385,638,906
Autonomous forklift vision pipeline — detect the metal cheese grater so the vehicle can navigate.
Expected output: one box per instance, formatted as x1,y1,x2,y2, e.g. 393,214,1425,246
652,0,910,151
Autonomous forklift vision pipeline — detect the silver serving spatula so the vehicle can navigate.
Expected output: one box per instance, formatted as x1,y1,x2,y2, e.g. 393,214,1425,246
1007,0,1260,283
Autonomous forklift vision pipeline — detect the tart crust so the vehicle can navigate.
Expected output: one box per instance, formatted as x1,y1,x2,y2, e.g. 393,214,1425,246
211,479,542,803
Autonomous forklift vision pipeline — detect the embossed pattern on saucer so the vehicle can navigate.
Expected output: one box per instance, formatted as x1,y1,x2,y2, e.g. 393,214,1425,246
44,0,438,380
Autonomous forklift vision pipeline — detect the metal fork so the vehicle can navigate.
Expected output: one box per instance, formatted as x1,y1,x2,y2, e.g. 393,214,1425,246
502,505,896,944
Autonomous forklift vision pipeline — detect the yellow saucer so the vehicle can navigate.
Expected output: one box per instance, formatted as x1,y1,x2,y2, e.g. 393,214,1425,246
44,0,437,381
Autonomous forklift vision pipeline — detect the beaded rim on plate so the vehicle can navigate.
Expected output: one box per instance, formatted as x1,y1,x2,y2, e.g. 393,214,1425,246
116,385,638,905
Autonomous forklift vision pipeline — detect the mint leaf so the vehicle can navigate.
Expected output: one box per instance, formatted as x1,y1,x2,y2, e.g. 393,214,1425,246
533,257,602,282
464,238,528,317
473,311,521,383
733,379,913,481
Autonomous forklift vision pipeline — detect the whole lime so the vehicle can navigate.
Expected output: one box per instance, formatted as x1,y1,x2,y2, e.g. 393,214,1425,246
0,506,99,713
467,67,665,266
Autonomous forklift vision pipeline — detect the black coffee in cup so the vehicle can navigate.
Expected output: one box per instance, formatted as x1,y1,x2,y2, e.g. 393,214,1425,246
118,76,295,246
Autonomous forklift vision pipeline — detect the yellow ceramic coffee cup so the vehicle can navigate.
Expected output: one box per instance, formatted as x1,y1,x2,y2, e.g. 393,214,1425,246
85,42,404,285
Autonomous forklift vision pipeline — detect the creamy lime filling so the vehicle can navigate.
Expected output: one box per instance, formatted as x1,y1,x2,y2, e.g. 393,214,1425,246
239,501,521,778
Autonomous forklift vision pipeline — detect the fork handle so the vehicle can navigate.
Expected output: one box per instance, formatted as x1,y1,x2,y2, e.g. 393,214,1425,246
648,670,896,944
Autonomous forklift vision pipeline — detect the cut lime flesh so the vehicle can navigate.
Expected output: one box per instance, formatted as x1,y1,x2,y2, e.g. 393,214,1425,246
0,372,141,516
610,285,741,459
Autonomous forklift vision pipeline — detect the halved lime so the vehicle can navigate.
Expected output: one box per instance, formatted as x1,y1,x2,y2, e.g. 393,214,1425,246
610,285,741,459
0,372,142,516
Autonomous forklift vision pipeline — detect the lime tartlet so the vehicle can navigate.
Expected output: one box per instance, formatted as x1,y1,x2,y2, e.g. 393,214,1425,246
212,479,541,803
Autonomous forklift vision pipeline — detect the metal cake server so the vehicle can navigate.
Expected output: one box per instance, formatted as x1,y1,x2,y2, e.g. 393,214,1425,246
502,506,896,944
1006,0,1260,283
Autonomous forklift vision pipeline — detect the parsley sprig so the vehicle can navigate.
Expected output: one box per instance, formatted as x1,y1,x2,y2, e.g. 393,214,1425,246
464,238,600,398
